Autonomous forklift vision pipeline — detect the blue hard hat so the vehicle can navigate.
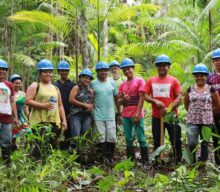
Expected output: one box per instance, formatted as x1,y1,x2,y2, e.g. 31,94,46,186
192,63,209,75
120,58,135,69
0,59,9,69
79,68,93,79
212,48,220,59
57,60,70,70
155,54,171,65
109,60,120,68
37,59,54,70
95,62,109,71
10,74,22,82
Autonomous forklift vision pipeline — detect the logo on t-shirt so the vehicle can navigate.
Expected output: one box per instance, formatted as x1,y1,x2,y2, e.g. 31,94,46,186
0,88,8,103
152,83,171,98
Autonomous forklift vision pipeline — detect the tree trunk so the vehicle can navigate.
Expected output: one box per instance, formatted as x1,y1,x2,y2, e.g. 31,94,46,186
80,0,89,68
103,0,108,58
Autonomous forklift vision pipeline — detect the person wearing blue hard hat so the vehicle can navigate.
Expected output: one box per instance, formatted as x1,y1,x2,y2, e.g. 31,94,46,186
25,59,67,159
10,74,32,151
136,54,182,165
185,63,220,164
91,61,120,163
118,58,148,166
69,68,94,148
0,59,18,167
55,60,75,150
207,48,220,165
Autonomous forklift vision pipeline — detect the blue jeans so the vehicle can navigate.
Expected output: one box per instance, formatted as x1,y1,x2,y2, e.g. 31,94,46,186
0,122,12,148
70,113,91,137
187,123,212,161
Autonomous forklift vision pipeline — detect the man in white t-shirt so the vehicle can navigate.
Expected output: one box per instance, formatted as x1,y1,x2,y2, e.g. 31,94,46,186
0,59,18,166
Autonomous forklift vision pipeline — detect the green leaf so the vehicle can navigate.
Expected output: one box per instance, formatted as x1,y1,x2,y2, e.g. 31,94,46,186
113,159,135,172
202,126,212,142
96,175,115,192
182,148,194,165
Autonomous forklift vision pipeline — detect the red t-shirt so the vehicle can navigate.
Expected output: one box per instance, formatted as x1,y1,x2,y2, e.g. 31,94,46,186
143,75,181,118
0,80,15,123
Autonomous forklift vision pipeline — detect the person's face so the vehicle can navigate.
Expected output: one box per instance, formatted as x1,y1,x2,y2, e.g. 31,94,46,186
213,58,220,72
156,63,170,77
0,68,7,80
97,69,109,80
13,79,22,91
40,70,53,83
80,75,92,86
58,70,69,80
122,66,134,79
110,66,120,74
194,73,208,86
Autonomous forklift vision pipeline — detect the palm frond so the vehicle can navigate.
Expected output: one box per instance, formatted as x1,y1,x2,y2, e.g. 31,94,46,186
39,41,68,50
13,53,36,67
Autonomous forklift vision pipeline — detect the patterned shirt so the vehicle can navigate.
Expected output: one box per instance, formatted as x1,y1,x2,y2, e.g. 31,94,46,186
186,85,214,125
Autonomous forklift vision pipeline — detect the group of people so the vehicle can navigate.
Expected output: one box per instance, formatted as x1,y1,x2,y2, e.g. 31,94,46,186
1,48,220,167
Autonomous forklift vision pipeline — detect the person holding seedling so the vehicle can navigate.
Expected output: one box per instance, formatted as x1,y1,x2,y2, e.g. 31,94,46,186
0,59,18,166
69,68,94,147
55,60,75,150
185,63,220,163
25,59,67,159
207,48,220,165
10,74,32,151
91,62,120,163
118,58,148,165
136,54,182,165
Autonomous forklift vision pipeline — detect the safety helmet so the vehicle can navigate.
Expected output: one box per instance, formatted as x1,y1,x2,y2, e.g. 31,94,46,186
192,63,209,75
155,54,171,65
0,59,9,69
109,60,120,68
120,58,135,69
79,68,93,79
10,74,22,82
37,59,54,71
211,48,220,59
95,62,109,71
57,60,70,70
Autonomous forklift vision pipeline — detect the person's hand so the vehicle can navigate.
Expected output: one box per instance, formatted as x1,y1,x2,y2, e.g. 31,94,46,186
85,103,94,112
123,94,130,101
13,118,19,126
44,103,54,110
134,115,140,124
159,107,167,117
155,100,165,109
117,114,122,125
61,121,67,130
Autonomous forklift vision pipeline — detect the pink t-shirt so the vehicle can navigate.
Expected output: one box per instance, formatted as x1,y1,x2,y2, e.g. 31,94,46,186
143,75,181,118
119,77,145,118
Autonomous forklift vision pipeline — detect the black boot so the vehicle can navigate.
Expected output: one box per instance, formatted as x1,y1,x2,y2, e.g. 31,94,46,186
2,147,11,167
96,143,106,162
140,147,149,165
199,141,209,162
126,146,135,161
106,142,115,163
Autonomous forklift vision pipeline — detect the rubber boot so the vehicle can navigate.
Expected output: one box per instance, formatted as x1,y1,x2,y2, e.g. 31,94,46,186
2,147,11,167
96,143,106,162
107,142,115,163
199,141,209,162
126,146,135,161
140,147,149,165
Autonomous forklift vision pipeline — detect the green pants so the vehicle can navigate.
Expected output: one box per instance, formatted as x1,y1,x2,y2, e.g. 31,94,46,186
122,117,147,148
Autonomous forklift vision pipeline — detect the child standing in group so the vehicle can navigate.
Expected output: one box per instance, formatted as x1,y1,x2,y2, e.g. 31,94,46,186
185,64,220,163
118,58,148,165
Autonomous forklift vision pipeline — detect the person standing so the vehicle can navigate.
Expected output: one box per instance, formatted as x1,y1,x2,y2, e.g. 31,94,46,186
184,64,220,163
10,74,32,151
55,60,75,150
0,59,18,166
118,58,148,165
136,54,182,164
91,62,120,162
69,68,94,147
207,48,220,165
25,59,67,159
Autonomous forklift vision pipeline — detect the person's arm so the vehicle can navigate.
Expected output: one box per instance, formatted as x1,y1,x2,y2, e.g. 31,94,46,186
25,82,53,110
170,92,182,111
23,105,29,118
134,91,145,121
57,89,67,130
10,95,18,125
212,91,220,114
69,86,93,110
184,91,190,111
114,95,121,114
